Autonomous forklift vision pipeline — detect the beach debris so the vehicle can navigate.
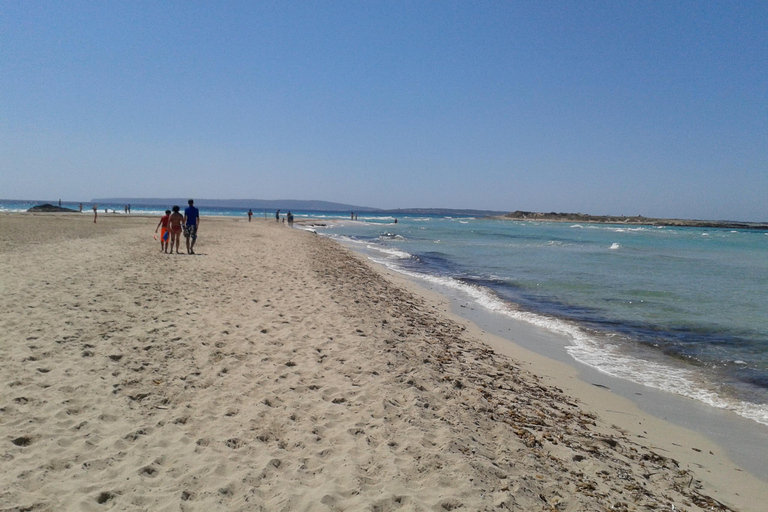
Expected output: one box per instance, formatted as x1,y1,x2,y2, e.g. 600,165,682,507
11,436,33,447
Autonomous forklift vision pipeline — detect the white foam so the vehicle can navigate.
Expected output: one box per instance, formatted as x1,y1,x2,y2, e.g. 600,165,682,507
326,234,367,245
378,233,406,241
324,229,768,427
378,261,768,426
610,243,621,250
366,245,412,259
612,227,648,233
566,338,768,426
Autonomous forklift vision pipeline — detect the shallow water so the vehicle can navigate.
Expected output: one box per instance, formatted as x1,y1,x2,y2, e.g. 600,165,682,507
315,215,768,426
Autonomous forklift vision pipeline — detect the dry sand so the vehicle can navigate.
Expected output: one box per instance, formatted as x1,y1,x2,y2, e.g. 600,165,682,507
1,213,765,511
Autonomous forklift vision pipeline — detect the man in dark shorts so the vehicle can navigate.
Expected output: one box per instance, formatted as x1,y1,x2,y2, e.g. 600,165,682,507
183,199,200,254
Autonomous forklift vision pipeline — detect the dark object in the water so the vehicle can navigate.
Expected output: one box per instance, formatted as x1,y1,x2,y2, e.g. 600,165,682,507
27,203,79,213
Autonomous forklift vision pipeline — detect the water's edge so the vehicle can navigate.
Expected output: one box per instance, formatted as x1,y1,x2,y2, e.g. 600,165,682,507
338,235,768,483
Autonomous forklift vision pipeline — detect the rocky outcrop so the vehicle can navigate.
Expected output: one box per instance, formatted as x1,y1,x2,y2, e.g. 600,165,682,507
27,204,79,213
495,211,768,230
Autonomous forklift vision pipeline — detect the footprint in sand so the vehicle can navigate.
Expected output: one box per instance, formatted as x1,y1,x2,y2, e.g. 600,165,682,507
225,438,244,449
138,465,159,478
96,491,117,504
11,436,33,447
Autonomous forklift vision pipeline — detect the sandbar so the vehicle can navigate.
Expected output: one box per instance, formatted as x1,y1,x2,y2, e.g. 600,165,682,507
0,213,765,511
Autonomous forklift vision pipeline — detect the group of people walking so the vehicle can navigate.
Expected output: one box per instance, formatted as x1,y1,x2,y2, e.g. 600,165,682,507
154,199,200,254
274,209,294,226
153,202,307,254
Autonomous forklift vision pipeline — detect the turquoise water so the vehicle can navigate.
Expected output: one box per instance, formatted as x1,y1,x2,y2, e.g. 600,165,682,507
0,199,361,221
5,199,767,426
314,215,768,426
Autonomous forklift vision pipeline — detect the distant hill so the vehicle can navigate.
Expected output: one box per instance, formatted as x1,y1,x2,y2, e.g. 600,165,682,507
92,198,506,217
93,198,379,212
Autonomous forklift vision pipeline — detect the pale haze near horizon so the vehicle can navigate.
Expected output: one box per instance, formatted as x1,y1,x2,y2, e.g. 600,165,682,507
1,2,765,221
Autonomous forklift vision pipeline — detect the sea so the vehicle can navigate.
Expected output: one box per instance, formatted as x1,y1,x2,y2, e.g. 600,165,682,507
4,199,768,429
311,213,768,431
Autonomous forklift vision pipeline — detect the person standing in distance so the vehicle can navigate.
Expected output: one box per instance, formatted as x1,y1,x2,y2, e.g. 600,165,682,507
183,199,200,254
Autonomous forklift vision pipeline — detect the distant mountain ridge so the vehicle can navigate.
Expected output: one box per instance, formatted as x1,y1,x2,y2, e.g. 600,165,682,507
93,198,378,212
92,198,507,217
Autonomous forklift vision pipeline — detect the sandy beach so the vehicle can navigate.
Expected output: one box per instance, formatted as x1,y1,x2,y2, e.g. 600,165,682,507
1,213,766,511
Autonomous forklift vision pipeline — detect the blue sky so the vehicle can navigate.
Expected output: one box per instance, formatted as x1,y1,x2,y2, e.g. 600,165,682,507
1,1,766,220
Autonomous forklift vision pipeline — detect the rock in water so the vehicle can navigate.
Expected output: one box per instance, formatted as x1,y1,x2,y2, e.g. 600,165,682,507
27,204,79,213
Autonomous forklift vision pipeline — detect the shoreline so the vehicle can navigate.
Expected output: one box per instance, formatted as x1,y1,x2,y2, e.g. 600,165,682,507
450,299,768,482
317,218,768,436
344,257,768,482
8,200,768,230
1,213,765,510
351,246,768,486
